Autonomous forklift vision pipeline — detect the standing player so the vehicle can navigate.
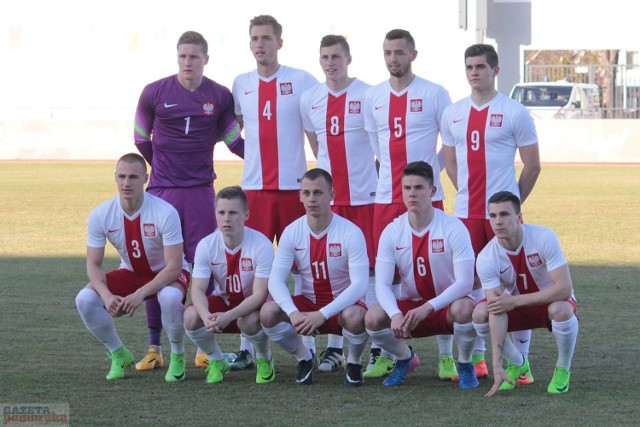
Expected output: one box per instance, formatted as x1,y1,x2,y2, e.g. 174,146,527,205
364,161,479,389
441,44,541,383
299,35,381,374
364,29,457,380
134,31,246,370
232,15,318,370
260,169,370,386
473,191,578,396
75,153,190,382
233,14,318,243
183,186,275,384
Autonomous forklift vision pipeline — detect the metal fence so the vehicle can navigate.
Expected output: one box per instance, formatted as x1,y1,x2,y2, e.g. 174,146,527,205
524,64,640,119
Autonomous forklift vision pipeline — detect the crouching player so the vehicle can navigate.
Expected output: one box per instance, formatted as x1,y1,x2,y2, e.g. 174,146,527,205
183,186,275,384
473,191,578,396
75,153,190,382
364,161,479,388
260,168,370,386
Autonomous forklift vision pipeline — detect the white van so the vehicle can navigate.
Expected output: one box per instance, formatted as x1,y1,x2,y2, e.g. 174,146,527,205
510,81,602,119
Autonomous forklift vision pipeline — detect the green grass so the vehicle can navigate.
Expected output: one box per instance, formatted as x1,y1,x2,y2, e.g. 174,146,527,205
0,162,638,426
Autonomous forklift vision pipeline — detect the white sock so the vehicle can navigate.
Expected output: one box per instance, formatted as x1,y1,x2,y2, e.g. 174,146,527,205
454,322,476,364
342,329,368,364
552,316,579,370
366,328,411,360
512,329,532,357
263,322,310,361
243,330,271,360
75,288,123,352
240,334,255,354
327,334,344,349
185,326,223,360
473,336,486,355
436,334,453,357
158,286,185,355
301,335,316,353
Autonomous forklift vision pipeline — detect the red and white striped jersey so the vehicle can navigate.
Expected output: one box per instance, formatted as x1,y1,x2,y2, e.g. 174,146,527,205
192,226,273,306
365,76,451,203
477,224,573,300
441,93,538,219
233,65,318,190
87,193,188,273
300,78,377,206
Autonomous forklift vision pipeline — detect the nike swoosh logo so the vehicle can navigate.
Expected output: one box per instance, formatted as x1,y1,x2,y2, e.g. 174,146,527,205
518,339,529,344
374,106,384,110
211,262,223,266
164,103,178,108
171,372,185,381
245,90,255,95
260,370,275,381
554,384,569,392
108,228,120,233
395,246,406,250
499,267,510,274
453,118,463,123
311,105,321,110
294,247,305,251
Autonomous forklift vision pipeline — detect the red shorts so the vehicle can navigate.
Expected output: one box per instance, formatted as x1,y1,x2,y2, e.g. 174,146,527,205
292,295,366,335
396,299,453,337
460,218,495,257
245,190,305,243
478,298,577,332
332,204,375,268
198,295,243,333
105,268,190,303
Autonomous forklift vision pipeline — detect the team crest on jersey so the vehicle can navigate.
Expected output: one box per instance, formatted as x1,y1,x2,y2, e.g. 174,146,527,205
431,239,445,253
527,253,543,267
241,258,253,272
143,223,156,237
348,101,362,114
410,99,423,112
202,102,215,115
280,82,293,95
328,243,342,257
490,114,503,127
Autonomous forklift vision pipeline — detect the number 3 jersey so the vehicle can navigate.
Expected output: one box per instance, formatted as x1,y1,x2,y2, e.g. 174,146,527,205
270,214,369,319
87,193,189,274
477,223,574,299
376,209,475,316
191,227,274,305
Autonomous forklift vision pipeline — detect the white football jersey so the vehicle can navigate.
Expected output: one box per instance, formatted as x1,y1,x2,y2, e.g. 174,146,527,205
441,93,538,219
233,65,319,190
87,193,189,273
365,76,452,203
477,224,574,300
300,78,377,206
192,226,273,305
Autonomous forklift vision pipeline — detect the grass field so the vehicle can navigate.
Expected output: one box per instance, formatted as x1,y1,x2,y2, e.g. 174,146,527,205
0,162,638,426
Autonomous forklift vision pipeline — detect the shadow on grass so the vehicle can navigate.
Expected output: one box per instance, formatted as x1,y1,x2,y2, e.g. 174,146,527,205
1,257,638,426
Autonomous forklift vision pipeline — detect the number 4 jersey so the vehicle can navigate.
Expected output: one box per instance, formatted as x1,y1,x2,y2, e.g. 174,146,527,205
87,193,189,274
